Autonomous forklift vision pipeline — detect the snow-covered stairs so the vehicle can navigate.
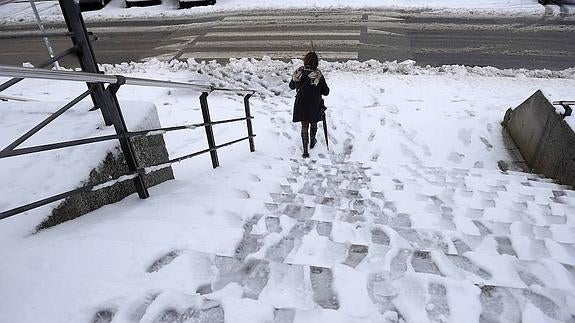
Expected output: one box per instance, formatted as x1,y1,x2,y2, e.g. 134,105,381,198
222,158,575,321
92,157,575,323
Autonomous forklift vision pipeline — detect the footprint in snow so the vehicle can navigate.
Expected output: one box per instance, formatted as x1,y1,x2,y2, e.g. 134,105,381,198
480,136,493,151
385,105,399,114
448,151,465,164
265,129,281,138
343,138,354,156
457,128,472,146
400,143,420,163
92,310,115,323
329,135,338,145
368,131,376,142
249,174,261,182
147,250,181,273
486,122,494,133
235,190,251,199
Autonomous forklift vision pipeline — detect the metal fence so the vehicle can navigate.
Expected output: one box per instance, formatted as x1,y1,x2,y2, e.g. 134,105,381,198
0,65,256,219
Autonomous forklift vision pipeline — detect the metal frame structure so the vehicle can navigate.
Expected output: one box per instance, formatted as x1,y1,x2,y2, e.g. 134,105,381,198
0,0,111,122
0,0,256,220
0,65,256,220
552,101,574,118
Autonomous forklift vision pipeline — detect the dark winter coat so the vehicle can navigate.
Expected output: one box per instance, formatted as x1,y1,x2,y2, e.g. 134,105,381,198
289,66,330,123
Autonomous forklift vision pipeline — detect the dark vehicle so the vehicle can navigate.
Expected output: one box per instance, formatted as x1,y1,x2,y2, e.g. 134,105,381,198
179,0,215,9
79,0,111,11
125,0,161,7
538,0,575,4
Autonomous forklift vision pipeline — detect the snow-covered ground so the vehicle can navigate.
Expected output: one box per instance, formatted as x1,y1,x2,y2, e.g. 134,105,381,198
1,58,575,322
1,0,571,25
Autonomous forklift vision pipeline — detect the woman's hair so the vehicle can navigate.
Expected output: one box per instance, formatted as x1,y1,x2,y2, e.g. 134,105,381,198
303,51,319,69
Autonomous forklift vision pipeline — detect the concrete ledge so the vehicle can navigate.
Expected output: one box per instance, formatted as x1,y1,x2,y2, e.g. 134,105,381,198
503,90,575,187
37,103,174,230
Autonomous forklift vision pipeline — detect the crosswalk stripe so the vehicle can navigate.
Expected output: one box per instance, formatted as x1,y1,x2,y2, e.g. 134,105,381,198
368,15,406,22
192,39,360,48
179,51,358,60
154,37,197,50
366,28,404,36
204,30,360,37
88,22,219,34
413,47,573,56
222,14,362,21
215,21,364,28
143,52,180,62
365,21,575,32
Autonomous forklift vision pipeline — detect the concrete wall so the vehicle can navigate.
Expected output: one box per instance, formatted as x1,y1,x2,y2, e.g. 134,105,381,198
503,90,575,187
37,110,174,230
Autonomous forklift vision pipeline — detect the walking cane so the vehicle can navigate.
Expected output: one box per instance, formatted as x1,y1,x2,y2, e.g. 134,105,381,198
310,40,328,150
322,108,329,151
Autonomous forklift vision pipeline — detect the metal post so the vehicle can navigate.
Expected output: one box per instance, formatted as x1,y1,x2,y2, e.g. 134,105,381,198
200,92,219,168
106,77,149,199
29,0,60,69
243,93,256,152
58,0,112,126
561,104,572,118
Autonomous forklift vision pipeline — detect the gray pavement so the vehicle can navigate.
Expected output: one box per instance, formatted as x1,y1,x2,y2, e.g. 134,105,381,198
0,9,574,69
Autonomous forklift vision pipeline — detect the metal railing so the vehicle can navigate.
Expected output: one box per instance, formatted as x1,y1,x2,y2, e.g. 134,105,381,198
0,65,256,219
552,100,574,119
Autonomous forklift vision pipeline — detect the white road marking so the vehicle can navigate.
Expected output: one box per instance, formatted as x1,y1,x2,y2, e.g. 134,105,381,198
192,39,360,48
204,30,360,37
414,47,574,56
368,15,405,22
153,37,197,50
179,51,358,60
88,22,218,34
365,21,575,32
143,52,180,62
366,28,404,36
222,14,362,21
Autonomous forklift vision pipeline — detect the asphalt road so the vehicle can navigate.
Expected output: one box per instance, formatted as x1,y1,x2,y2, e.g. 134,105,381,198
0,9,574,70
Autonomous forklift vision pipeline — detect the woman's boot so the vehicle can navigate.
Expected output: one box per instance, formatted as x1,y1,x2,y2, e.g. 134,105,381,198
310,123,318,149
302,137,309,158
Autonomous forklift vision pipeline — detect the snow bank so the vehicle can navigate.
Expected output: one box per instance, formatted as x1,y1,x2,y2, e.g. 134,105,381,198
0,0,567,26
102,58,575,80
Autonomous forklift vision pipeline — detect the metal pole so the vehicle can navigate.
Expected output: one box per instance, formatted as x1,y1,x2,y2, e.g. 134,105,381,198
29,0,60,69
58,0,112,126
243,93,256,152
200,92,219,168
0,47,76,93
105,78,150,199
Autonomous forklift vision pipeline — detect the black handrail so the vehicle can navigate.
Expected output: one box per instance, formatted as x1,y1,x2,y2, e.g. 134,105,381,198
1,89,92,153
552,100,573,118
0,135,256,220
0,47,77,92
0,67,256,220
0,117,254,159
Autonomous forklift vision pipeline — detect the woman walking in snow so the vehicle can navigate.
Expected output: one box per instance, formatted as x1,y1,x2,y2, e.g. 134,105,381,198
289,51,330,158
